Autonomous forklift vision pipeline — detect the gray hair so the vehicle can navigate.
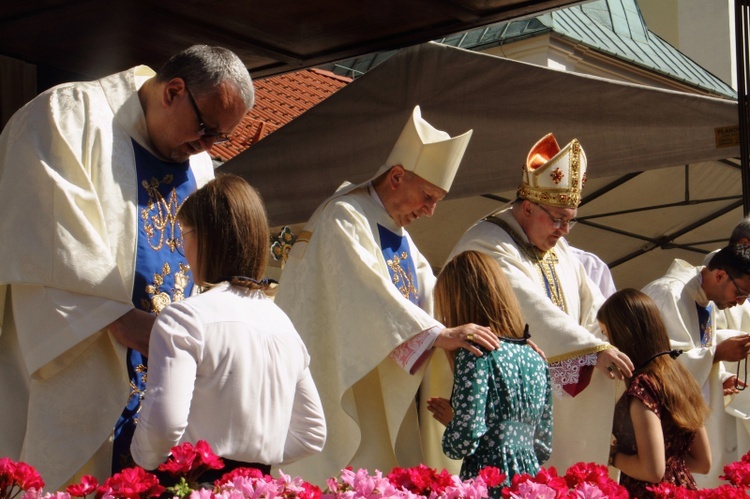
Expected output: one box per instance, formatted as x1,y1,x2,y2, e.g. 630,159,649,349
156,45,255,110
730,217,750,245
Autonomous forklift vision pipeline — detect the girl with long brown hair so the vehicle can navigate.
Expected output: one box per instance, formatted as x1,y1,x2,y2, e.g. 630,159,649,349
432,250,552,488
597,288,711,497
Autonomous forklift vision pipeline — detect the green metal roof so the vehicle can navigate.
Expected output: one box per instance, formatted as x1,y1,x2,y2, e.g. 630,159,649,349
325,0,736,99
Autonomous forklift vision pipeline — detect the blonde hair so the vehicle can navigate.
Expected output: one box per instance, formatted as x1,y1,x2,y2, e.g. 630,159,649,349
597,288,708,431
435,251,526,339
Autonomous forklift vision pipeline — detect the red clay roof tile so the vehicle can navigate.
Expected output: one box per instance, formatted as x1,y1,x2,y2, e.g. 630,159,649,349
210,68,351,162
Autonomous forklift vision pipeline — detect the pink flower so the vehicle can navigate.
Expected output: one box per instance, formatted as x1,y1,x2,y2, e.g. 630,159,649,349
508,481,557,499
66,476,99,497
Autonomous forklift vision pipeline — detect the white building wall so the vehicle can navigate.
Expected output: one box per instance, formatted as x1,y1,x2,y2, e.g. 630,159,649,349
639,0,736,89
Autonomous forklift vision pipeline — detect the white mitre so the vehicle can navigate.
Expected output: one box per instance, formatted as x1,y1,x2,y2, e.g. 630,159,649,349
374,105,473,192
517,132,588,208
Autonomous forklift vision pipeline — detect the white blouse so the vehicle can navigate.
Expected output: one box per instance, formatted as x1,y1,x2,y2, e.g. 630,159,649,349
131,282,326,470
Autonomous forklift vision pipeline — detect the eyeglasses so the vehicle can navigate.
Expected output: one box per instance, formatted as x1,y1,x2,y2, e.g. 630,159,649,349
727,273,750,300
185,87,232,144
175,229,194,257
534,203,577,230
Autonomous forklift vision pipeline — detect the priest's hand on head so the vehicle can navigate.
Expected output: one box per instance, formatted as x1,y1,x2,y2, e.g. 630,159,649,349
597,346,634,380
434,324,499,356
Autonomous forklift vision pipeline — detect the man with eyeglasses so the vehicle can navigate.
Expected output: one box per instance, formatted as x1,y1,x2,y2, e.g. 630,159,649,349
643,243,750,487
448,132,634,471
0,45,253,490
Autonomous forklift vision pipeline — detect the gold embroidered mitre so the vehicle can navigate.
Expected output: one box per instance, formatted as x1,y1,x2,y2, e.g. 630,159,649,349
517,133,587,208
375,105,473,192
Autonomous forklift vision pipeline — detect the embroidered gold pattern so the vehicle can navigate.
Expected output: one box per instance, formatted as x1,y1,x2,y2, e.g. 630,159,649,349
550,167,564,184
140,174,184,253
387,251,418,301
128,363,148,410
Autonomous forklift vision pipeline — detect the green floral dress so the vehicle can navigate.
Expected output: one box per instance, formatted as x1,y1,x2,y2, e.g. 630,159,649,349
442,339,553,487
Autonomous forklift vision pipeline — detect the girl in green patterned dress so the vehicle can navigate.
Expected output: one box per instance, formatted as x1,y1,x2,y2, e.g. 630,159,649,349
432,250,552,489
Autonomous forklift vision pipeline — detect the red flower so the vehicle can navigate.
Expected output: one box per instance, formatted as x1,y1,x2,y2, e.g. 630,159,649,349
193,440,224,470
478,466,506,488
564,461,610,488
3,459,44,492
0,457,17,493
646,482,697,498
215,466,267,486
96,467,164,499
299,481,323,499
66,475,100,497
157,442,198,476
386,464,452,495
699,484,749,498
721,460,750,488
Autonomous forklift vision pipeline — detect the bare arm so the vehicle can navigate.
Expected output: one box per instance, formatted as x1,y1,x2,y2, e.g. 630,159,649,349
684,426,711,475
612,398,665,483
108,309,155,356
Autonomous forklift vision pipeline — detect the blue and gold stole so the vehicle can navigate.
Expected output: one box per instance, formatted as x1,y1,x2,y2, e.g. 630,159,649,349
378,224,419,305
112,140,198,473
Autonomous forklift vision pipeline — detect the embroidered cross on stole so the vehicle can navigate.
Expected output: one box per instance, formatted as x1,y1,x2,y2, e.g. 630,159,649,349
378,224,419,305
695,302,713,347
484,216,566,312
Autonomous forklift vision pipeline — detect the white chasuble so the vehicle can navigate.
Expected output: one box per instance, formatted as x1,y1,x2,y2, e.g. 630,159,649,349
642,260,743,488
449,207,615,471
0,66,213,490
275,185,440,485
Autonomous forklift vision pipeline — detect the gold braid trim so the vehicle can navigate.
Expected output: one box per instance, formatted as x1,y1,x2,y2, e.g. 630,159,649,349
296,230,313,244
547,343,611,364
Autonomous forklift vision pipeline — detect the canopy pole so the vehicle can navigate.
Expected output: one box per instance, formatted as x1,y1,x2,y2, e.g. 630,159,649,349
737,0,750,217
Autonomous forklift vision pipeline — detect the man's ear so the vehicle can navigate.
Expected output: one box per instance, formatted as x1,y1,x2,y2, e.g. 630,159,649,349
388,165,406,190
163,77,187,107
521,199,534,217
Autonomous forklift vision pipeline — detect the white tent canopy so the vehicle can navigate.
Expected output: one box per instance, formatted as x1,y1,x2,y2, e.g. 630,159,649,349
220,41,742,289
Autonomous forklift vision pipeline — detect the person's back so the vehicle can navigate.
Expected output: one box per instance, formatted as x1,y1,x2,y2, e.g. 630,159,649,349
433,251,552,490
598,289,710,498
134,283,317,467
131,174,326,479
612,372,703,496
444,339,551,485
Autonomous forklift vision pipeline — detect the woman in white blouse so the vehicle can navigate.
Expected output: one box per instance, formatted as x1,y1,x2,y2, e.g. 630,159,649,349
131,174,326,480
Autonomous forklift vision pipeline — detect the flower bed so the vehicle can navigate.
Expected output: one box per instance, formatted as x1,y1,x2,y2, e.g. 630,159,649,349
2,442,749,499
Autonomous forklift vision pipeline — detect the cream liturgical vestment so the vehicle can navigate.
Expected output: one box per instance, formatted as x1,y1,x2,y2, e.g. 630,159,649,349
641,259,743,488
449,207,614,471
275,184,441,486
0,66,213,490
